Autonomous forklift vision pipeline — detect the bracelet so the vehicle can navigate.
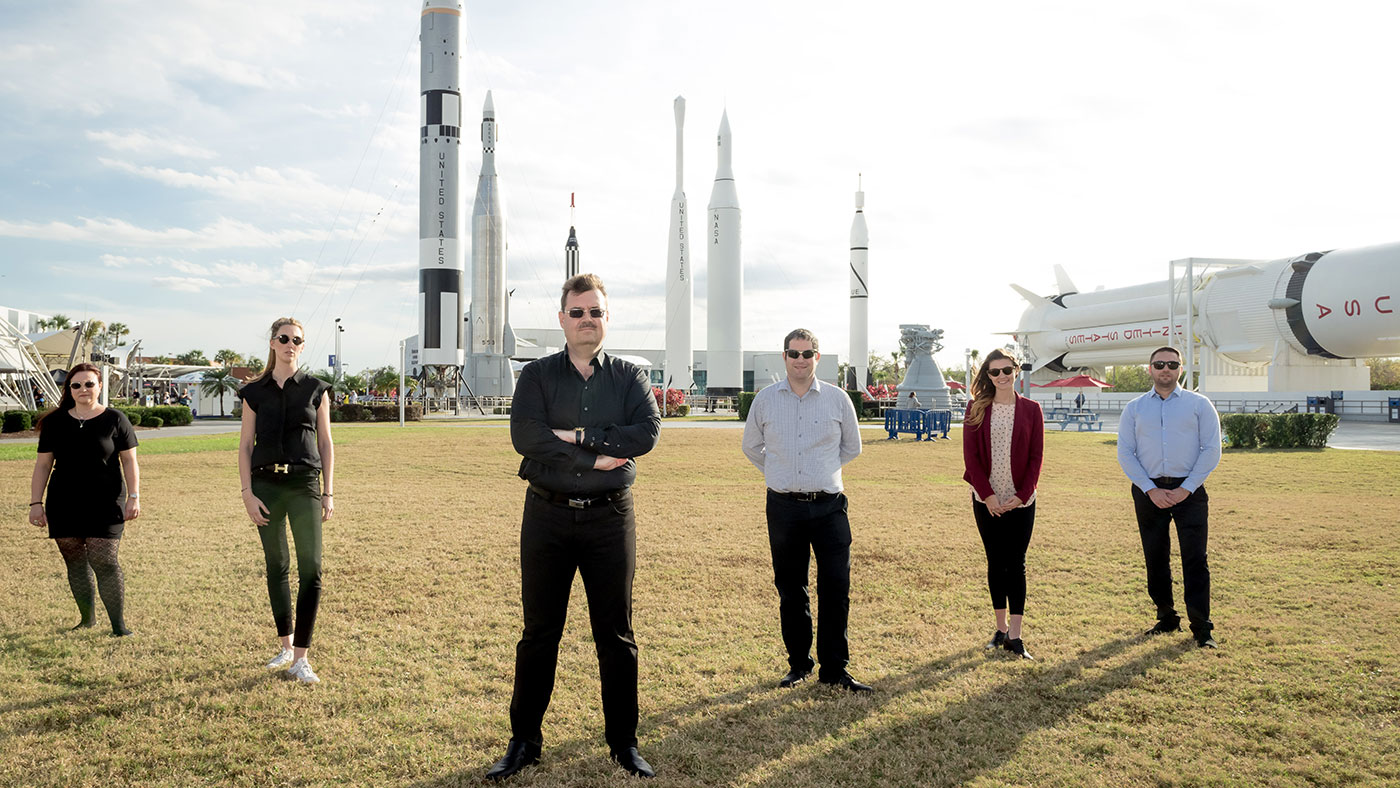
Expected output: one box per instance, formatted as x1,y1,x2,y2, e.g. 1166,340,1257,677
323,493,333,497
30,502,42,507
241,487,250,493
128,494,140,499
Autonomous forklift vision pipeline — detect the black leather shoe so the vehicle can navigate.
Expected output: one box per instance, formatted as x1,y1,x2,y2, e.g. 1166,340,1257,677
484,739,541,781
1144,620,1182,636
609,746,656,778
818,672,874,693
778,668,811,688
1003,637,1034,660
985,630,1008,650
1196,634,1217,649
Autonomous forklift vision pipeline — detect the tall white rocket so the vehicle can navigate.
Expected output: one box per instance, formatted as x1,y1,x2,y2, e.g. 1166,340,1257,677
467,90,514,396
849,177,869,389
417,0,465,370
706,110,742,394
663,97,692,392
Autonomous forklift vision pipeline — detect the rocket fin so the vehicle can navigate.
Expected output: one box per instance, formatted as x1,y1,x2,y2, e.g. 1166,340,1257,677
1010,283,1046,304
1053,265,1078,295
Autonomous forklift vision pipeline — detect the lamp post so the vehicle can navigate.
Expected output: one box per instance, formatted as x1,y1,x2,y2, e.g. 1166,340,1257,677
399,339,406,427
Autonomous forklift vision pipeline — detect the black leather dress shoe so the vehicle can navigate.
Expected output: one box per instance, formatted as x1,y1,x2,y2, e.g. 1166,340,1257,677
1144,620,1182,636
609,746,656,778
484,739,541,781
778,668,811,688
985,630,1008,650
818,672,874,693
1195,634,1217,649
1003,638,1034,661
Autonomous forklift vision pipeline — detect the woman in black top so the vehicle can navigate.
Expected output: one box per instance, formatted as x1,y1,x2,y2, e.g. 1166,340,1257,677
237,317,335,684
28,362,141,636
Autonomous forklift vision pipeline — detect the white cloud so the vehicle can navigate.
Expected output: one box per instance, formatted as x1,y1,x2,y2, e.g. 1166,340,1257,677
86,130,217,160
0,217,335,249
154,276,216,292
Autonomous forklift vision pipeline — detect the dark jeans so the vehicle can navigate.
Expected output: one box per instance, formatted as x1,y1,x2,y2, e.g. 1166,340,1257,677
766,491,851,679
1132,481,1212,636
972,499,1036,616
509,489,638,751
252,471,323,648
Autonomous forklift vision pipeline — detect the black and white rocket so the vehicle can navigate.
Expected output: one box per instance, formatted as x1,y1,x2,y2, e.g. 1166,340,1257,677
466,90,515,396
565,193,580,279
849,176,869,389
417,0,465,370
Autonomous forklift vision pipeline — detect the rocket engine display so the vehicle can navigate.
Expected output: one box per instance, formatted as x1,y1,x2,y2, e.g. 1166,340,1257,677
1012,242,1400,391
466,90,515,397
417,0,466,372
706,110,742,395
664,97,692,392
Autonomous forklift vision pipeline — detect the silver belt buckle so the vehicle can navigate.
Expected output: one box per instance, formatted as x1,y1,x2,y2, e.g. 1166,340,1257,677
273,463,290,473
567,497,588,509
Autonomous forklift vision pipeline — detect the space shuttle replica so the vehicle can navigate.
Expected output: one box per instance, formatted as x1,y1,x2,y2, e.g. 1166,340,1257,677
465,90,515,396
1011,242,1400,391
417,0,466,389
663,97,692,392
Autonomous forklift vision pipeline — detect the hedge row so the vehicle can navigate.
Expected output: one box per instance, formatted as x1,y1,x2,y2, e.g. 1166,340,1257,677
1221,413,1339,449
329,403,424,422
113,405,194,428
3,410,39,432
737,392,756,421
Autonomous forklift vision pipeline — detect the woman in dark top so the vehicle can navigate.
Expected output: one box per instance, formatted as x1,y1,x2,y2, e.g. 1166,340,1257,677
961,349,1043,660
28,362,141,636
237,317,335,684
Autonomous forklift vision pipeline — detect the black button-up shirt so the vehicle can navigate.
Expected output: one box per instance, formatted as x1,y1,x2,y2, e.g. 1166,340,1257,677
237,369,332,469
511,348,661,494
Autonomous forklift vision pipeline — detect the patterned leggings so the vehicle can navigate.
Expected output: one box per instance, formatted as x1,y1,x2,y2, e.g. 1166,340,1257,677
55,537,129,635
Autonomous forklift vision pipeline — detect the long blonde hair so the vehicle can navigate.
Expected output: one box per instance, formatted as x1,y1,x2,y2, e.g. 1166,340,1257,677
965,348,1019,429
254,317,304,382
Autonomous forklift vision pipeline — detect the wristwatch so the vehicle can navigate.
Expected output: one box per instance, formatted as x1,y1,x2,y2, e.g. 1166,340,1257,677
575,427,584,445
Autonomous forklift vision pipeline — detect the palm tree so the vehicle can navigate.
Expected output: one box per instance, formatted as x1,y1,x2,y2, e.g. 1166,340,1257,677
245,353,266,376
214,349,242,367
38,314,72,331
176,349,210,366
199,368,241,416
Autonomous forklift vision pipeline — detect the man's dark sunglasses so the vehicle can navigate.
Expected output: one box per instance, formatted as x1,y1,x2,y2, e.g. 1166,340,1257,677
566,307,606,319
69,381,97,390
785,349,816,359
1152,360,1181,370
275,334,304,346
988,367,1015,377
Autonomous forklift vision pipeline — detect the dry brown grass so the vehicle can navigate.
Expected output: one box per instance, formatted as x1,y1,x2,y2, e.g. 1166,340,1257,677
1,424,1397,787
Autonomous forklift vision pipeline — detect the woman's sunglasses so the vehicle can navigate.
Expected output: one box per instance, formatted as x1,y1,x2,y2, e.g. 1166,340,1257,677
988,367,1016,377
785,349,816,359
275,334,305,346
69,381,98,390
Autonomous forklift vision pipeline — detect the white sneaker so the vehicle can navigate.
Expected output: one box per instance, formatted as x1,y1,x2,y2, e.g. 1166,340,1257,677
286,657,320,684
264,648,295,672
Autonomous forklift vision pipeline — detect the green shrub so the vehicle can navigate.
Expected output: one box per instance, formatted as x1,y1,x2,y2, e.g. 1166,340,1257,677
116,407,147,426
146,405,193,426
846,389,866,419
1220,413,1265,449
1222,412,1339,449
676,404,690,417
737,392,757,421
3,410,34,433
141,415,165,429
369,404,398,422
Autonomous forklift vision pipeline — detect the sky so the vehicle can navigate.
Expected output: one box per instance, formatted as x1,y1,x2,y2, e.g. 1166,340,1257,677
5,0,1400,375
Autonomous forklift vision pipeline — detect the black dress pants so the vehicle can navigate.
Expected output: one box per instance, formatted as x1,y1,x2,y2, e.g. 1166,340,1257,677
252,471,323,649
766,491,851,679
1132,480,1212,636
509,489,638,751
972,499,1036,615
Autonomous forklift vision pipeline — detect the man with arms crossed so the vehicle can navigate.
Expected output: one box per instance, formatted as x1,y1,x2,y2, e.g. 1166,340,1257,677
1117,346,1222,649
486,273,662,780
742,329,871,692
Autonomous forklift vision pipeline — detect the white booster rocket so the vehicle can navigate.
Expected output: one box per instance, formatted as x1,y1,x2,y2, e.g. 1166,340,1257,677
565,193,579,279
664,97,692,392
467,90,514,396
1013,242,1400,391
706,110,742,394
848,178,869,390
417,0,465,370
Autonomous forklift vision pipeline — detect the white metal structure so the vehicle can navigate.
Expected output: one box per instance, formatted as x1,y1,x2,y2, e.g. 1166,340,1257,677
467,90,515,397
0,315,61,408
1011,241,1400,392
663,96,693,392
705,110,742,394
848,177,869,390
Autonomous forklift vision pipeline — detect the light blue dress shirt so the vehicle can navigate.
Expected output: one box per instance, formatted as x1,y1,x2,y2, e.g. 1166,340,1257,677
742,377,862,493
1117,386,1221,493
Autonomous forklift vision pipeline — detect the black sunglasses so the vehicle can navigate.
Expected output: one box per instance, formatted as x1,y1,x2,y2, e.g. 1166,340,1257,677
69,381,97,390
566,307,606,319
785,349,816,359
1151,360,1181,370
988,367,1015,377
275,334,304,346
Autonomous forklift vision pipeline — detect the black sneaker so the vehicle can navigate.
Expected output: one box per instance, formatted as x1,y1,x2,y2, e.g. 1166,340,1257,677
985,630,1008,650
1003,638,1034,660
1144,620,1182,636
1195,634,1217,649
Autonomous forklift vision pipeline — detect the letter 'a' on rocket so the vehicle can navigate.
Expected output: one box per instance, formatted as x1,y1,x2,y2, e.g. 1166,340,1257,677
417,0,465,368
664,96,692,392
849,175,869,390
706,110,742,395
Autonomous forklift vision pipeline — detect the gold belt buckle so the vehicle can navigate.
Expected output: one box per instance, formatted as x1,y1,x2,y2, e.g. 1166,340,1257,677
273,464,290,473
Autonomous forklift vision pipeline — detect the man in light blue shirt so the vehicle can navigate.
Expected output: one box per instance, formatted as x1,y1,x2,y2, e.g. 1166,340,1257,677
1117,346,1222,648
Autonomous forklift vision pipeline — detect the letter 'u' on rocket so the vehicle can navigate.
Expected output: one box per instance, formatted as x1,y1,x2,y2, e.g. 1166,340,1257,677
849,176,869,389
664,96,692,392
706,110,742,395
417,0,465,367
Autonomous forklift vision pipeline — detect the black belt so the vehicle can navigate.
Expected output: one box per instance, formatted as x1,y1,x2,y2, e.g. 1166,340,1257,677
528,483,629,509
254,463,320,475
1151,476,1187,489
768,488,838,502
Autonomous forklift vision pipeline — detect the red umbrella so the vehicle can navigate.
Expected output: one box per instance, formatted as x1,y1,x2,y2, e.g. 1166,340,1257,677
1034,374,1113,388
945,380,966,390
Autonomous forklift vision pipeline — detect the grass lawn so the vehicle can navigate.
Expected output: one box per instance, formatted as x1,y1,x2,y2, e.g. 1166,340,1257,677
2,424,1397,787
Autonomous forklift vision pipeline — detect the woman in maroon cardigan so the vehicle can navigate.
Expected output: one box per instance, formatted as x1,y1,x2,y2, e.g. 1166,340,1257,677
962,349,1043,660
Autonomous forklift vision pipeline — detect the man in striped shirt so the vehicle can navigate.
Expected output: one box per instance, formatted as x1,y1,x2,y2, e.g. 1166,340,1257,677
742,328,870,692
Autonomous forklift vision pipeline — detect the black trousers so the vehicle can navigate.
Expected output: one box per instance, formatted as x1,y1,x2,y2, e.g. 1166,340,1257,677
766,491,851,679
509,489,638,751
1132,480,1212,635
252,471,323,649
972,499,1036,616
